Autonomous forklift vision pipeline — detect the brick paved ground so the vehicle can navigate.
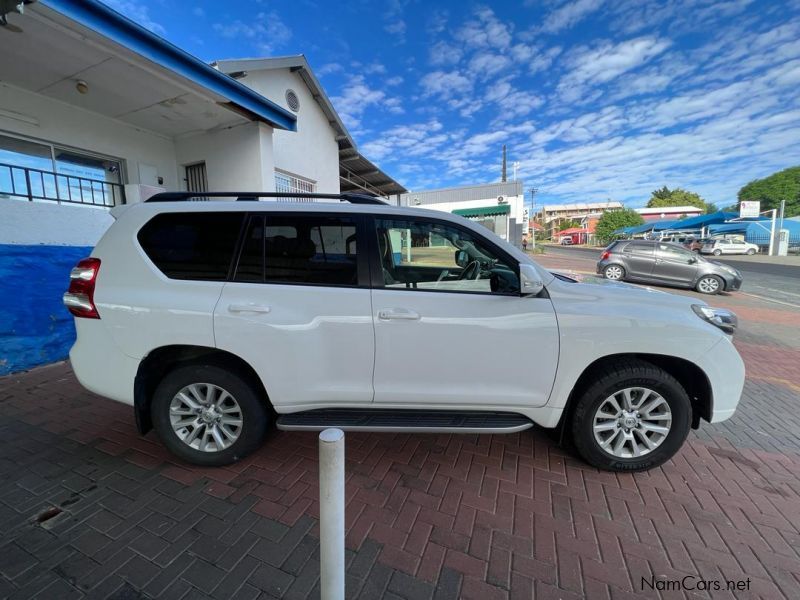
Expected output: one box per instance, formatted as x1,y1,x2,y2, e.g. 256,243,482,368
1,258,799,598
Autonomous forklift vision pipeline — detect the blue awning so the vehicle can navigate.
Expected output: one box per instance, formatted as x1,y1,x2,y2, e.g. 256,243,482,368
668,211,738,230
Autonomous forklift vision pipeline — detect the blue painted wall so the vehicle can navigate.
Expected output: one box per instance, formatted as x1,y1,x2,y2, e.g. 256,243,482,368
0,244,92,375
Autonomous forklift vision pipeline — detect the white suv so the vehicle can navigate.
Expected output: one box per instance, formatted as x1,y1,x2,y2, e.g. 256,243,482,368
65,192,745,471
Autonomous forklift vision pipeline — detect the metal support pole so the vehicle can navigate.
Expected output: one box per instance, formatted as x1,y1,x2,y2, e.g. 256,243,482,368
319,428,345,600
768,209,776,256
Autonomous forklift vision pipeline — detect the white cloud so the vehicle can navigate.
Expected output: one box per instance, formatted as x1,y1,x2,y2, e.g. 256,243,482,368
420,70,473,99
385,76,405,86
104,0,165,34
318,63,344,77
213,11,291,54
541,0,605,34
385,20,407,36
467,52,512,78
557,37,672,101
429,41,463,66
455,7,513,50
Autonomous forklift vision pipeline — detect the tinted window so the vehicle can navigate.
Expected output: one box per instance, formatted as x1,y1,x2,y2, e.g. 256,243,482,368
138,212,244,280
235,214,358,286
658,243,693,259
623,241,654,255
375,218,519,294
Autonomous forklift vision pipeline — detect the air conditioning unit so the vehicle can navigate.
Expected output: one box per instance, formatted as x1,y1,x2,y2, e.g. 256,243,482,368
497,195,507,204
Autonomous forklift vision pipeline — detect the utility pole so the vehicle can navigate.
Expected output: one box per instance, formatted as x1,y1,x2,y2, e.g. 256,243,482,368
529,187,538,249
501,145,507,182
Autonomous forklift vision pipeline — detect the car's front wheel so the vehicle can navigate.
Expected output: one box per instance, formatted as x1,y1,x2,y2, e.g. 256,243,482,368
570,360,691,471
151,364,269,466
603,264,625,281
696,274,723,294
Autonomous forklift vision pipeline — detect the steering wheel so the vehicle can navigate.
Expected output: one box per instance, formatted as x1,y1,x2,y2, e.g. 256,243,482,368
458,260,481,280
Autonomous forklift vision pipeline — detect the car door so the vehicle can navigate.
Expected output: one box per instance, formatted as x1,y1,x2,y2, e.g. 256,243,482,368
620,241,656,279
369,215,559,409
650,243,699,286
214,211,375,409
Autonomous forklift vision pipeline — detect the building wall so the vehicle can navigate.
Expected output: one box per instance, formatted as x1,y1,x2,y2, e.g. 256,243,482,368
175,122,275,191
238,69,340,193
0,82,179,189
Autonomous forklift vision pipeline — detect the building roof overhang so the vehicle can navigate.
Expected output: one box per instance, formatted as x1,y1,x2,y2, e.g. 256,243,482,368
1,0,296,137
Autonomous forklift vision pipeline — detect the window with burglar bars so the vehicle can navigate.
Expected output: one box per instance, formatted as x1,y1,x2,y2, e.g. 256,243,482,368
274,171,315,201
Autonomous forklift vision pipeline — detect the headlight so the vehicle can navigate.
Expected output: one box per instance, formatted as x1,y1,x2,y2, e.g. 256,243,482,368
692,304,738,335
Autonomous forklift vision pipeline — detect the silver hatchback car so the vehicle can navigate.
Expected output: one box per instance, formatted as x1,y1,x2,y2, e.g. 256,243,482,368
597,240,743,294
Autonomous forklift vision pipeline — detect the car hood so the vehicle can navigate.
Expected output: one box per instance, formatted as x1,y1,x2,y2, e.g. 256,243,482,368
548,271,704,310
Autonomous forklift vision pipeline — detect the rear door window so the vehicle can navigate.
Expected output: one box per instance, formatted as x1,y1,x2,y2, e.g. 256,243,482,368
623,241,654,256
234,214,360,286
138,212,244,280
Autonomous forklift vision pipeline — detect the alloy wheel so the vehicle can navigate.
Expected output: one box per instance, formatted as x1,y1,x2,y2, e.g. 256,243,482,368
169,383,243,452
592,387,672,458
604,265,624,280
697,277,720,294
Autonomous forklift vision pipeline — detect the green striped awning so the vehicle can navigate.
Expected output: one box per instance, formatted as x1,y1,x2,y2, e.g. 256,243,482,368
452,204,510,218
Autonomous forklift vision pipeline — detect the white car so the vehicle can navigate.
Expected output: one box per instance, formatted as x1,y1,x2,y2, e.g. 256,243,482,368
65,192,745,472
701,238,759,256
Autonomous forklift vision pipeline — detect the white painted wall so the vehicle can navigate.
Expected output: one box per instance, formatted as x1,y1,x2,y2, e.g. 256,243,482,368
0,200,112,246
413,195,525,244
0,82,178,189
238,69,340,193
175,121,275,192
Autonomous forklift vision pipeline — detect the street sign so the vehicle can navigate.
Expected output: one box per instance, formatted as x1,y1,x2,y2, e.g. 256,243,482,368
740,200,760,218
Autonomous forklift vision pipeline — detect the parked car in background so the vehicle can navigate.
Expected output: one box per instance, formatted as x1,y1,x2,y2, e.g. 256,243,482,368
701,238,758,256
597,240,742,294
560,237,574,245
684,238,712,253
64,191,744,472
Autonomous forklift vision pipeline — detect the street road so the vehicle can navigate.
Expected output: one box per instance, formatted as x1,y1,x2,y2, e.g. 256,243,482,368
543,244,800,308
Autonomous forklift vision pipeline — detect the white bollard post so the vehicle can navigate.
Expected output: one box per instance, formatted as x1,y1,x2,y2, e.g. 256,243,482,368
319,428,345,600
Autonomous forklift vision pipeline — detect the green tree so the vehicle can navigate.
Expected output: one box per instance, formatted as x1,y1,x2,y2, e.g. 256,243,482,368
738,166,800,217
557,219,581,231
646,186,712,211
594,208,644,244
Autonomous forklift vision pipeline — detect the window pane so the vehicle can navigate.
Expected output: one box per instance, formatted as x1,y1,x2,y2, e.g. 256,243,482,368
252,215,359,286
376,218,519,294
235,215,265,282
138,213,244,280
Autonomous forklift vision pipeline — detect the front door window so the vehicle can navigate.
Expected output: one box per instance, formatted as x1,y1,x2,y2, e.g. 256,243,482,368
375,218,519,294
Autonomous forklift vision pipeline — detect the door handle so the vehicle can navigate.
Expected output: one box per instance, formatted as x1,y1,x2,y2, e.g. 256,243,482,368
378,308,420,321
228,303,271,314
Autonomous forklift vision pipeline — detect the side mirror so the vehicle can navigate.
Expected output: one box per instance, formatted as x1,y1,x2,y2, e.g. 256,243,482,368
519,264,544,296
454,250,469,267
688,257,697,264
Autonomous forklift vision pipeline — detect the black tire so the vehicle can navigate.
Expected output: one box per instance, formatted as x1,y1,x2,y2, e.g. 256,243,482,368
696,274,723,295
151,364,269,466
570,359,691,471
713,249,722,256
746,248,755,255
603,264,625,281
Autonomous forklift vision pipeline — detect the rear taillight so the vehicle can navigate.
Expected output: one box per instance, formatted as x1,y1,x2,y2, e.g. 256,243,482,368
600,251,610,260
63,258,101,319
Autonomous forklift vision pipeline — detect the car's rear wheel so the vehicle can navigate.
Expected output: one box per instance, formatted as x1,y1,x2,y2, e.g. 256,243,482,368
746,248,756,255
570,360,691,471
696,274,723,294
603,264,625,281
713,249,722,256
152,364,269,466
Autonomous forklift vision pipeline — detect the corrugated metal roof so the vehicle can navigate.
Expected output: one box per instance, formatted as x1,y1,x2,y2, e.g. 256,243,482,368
400,181,523,206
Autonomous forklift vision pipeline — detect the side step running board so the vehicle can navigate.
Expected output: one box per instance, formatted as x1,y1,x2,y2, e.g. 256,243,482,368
276,409,533,434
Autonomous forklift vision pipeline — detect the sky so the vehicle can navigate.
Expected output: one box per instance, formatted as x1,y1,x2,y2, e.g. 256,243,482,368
105,0,800,208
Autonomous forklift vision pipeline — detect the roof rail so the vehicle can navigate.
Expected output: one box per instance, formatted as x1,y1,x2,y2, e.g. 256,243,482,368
144,191,388,205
